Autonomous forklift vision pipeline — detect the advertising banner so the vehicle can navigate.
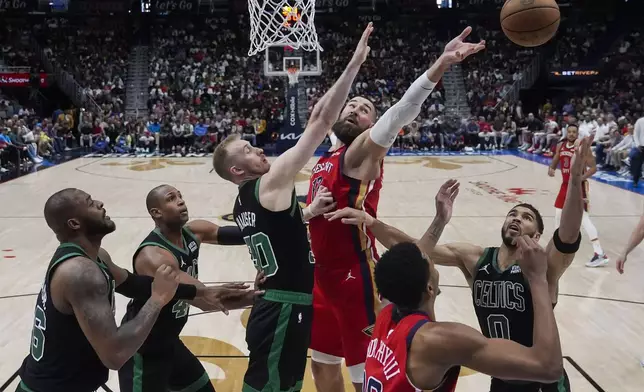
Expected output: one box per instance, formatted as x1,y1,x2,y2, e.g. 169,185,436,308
277,82,303,154
0,73,48,87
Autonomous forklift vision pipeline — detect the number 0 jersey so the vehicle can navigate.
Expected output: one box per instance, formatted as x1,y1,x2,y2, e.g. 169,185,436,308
19,243,115,392
364,304,459,392
233,177,314,297
122,227,200,353
472,247,533,348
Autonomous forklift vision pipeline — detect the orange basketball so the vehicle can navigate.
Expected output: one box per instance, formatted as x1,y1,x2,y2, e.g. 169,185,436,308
501,0,560,47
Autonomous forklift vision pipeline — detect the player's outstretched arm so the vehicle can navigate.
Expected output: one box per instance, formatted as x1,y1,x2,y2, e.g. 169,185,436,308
186,219,245,245
55,259,178,370
344,27,485,173
617,212,644,274
135,247,258,314
546,137,589,297
416,236,562,384
261,23,373,194
97,248,224,303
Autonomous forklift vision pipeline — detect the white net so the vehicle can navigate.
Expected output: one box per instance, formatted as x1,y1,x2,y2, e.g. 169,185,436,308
247,0,322,57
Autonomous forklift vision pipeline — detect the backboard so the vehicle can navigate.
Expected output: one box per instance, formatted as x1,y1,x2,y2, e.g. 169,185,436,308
264,44,322,77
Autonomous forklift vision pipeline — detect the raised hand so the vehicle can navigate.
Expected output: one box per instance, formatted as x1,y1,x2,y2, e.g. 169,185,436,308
435,179,459,223
324,207,374,227
151,265,180,306
441,26,486,65
309,186,337,217
515,235,548,281
570,136,591,179
349,22,374,67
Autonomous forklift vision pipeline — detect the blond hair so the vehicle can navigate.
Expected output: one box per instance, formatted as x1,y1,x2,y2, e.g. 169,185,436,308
212,134,241,182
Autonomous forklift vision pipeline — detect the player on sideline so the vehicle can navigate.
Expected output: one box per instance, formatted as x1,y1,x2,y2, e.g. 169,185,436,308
327,139,591,392
306,27,484,392
364,238,562,392
549,124,607,267
118,184,262,392
211,23,373,392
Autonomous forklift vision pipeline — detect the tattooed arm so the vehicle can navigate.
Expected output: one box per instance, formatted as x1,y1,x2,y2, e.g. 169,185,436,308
54,257,177,370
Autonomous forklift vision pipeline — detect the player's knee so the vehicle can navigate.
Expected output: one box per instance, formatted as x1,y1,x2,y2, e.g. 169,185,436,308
311,355,344,388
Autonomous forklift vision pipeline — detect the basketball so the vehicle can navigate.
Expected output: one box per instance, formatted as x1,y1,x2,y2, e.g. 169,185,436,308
501,0,560,47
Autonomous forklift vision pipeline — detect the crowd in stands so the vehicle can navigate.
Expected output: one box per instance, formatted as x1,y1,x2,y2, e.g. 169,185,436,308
1,15,643,186
43,18,128,114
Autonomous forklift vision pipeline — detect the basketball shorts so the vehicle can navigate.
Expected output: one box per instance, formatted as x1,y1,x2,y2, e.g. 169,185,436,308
244,292,313,392
490,369,570,392
118,339,213,392
310,262,378,368
554,180,589,211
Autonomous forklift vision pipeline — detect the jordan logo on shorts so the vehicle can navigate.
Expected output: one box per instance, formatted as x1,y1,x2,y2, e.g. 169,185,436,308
345,271,356,281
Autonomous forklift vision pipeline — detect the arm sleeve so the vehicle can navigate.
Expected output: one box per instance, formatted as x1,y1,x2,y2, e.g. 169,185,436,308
369,73,437,148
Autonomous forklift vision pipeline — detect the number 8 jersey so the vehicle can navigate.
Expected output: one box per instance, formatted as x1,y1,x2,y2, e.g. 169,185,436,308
233,177,314,295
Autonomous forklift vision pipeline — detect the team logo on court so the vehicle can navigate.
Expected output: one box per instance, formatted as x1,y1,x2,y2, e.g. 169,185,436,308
100,158,204,171
471,182,549,203
388,157,489,170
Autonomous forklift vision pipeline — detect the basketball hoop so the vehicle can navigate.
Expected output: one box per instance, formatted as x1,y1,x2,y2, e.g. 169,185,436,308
247,0,322,57
286,67,300,86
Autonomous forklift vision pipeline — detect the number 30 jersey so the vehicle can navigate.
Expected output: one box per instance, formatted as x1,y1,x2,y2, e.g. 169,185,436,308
122,227,200,353
19,243,115,392
233,177,314,295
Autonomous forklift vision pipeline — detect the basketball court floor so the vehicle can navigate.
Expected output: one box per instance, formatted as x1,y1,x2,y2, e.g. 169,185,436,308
0,154,642,392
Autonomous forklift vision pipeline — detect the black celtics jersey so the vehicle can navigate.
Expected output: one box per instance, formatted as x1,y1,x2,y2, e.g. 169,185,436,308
20,243,115,392
123,227,200,353
473,247,533,347
233,177,314,296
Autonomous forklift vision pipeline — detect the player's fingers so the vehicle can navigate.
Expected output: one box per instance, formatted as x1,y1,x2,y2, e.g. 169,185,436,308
361,22,373,41
440,179,456,191
319,202,337,213
515,235,528,251
459,26,472,40
341,218,361,225
318,195,334,203
317,185,328,193
450,187,460,201
448,181,460,193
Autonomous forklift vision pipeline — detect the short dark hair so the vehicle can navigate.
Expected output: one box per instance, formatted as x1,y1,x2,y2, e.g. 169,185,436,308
145,184,172,212
375,242,430,309
514,203,544,234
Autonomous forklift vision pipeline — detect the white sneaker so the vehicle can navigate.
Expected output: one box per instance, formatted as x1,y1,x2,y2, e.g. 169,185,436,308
585,253,609,268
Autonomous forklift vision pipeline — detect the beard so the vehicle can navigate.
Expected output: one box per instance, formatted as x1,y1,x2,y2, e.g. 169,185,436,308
85,217,116,237
332,116,366,146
